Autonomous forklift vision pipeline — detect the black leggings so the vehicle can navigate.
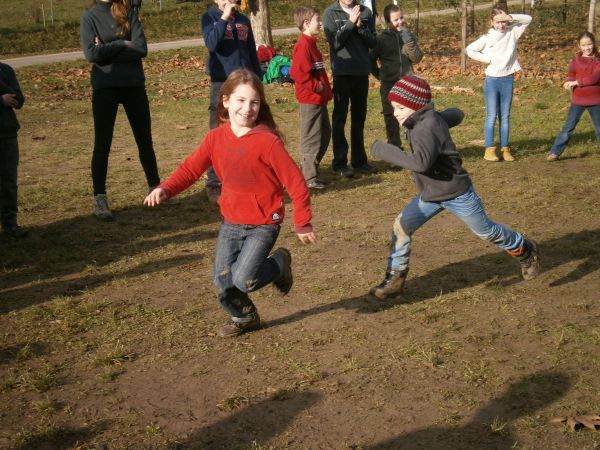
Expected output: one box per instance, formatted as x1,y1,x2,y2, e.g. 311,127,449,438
91,86,160,195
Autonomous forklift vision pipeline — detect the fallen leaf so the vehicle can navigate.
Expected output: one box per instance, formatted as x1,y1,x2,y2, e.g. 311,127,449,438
175,124,189,130
551,414,600,431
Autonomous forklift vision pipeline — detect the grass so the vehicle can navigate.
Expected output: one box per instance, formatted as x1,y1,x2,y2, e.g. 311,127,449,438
0,1,599,448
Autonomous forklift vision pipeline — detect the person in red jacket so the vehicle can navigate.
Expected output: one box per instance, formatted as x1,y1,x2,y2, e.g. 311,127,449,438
290,6,333,190
548,31,600,161
144,69,316,337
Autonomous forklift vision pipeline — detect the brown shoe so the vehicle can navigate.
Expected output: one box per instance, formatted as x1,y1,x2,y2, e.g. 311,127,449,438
519,240,541,281
547,152,559,162
218,314,261,338
500,147,515,161
369,269,409,299
483,146,499,162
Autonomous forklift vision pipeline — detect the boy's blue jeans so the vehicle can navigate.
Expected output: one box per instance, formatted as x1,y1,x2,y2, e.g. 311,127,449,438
484,74,514,148
549,104,600,156
213,222,282,321
388,187,525,271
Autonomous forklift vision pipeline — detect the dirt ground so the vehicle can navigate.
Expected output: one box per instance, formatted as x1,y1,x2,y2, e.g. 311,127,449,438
2,3,600,448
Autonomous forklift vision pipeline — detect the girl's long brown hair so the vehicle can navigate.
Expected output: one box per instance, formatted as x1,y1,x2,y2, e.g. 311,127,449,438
216,69,284,141
111,0,131,37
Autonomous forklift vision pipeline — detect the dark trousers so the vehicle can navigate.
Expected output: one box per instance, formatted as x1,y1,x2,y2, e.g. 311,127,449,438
299,104,331,182
213,222,281,319
380,80,402,148
0,137,19,230
205,81,223,188
331,75,369,171
91,86,160,195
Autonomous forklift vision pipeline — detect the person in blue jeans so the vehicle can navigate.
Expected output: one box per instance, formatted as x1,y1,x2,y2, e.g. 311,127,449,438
369,75,541,299
548,31,600,161
466,6,531,162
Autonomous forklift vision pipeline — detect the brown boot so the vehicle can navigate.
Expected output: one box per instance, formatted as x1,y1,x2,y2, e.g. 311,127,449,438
483,146,499,162
518,240,541,280
218,313,261,338
500,146,515,161
369,269,409,299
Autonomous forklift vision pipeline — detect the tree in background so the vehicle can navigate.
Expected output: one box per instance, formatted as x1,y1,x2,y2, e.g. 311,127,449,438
589,0,597,32
246,0,273,47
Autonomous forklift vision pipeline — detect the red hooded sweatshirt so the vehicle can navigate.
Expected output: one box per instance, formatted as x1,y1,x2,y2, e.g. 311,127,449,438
290,33,333,106
568,52,600,107
159,123,313,233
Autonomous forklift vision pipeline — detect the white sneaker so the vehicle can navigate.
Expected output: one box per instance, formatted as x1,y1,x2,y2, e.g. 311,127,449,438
93,194,113,221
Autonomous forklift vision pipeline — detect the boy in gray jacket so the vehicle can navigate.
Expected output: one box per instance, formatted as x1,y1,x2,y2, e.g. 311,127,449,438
369,75,540,299
370,4,422,149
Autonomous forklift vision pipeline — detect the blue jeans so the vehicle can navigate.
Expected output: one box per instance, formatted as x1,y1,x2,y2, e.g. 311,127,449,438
213,222,282,320
549,104,600,156
388,187,525,271
205,81,223,188
484,75,514,148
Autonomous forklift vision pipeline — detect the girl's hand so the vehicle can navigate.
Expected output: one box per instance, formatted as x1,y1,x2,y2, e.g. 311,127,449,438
1,94,18,108
144,188,168,206
94,36,101,46
297,232,316,245
563,80,578,90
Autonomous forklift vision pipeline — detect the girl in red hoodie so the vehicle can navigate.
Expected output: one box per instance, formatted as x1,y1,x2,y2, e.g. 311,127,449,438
548,31,600,161
145,69,315,337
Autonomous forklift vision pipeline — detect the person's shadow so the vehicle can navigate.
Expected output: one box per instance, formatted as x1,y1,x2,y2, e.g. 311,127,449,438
265,228,600,329
175,389,321,449
366,371,572,450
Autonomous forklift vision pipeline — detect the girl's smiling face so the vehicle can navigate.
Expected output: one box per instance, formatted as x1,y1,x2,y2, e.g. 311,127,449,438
491,15,510,33
223,83,260,134
580,36,595,57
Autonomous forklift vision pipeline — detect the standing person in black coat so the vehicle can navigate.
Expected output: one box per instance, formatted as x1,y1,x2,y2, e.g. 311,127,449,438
0,62,27,238
80,0,160,221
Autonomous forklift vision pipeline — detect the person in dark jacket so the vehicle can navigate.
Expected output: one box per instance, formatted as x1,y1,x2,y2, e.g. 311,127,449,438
0,62,27,237
80,0,160,221
370,3,422,149
323,0,378,178
202,0,262,203
369,75,541,299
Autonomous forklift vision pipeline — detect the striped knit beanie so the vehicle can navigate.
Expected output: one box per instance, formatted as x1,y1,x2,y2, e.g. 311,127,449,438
387,75,432,111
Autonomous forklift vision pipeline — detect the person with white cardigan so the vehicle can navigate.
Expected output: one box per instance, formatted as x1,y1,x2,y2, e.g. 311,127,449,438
466,5,532,162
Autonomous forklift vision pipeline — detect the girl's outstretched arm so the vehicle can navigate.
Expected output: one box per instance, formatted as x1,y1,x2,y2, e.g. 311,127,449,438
144,188,168,206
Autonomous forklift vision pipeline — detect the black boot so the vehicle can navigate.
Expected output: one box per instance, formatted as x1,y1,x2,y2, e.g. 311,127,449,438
369,269,409,299
518,239,541,280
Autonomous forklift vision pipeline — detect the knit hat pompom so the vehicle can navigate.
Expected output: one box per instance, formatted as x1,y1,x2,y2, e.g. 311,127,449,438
387,75,432,111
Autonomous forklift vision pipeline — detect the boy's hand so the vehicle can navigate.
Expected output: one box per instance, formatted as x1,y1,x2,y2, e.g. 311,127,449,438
1,94,18,108
297,232,316,244
144,187,168,206
349,5,361,25
94,36,101,45
316,81,323,93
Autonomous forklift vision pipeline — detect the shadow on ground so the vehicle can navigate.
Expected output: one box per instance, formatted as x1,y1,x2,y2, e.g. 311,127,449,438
366,371,571,450
266,228,600,328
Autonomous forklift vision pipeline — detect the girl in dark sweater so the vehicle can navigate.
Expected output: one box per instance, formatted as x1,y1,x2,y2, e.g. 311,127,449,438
548,31,600,161
80,0,160,220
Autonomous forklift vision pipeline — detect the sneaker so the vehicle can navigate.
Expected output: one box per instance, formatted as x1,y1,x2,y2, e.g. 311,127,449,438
206,185,221,205
218,313,261,338
547,152,559,162
519,239,541,281
271,247,293,295
355,163,378,174
500,147,515,162
2,226,28,238
307,180,326,190
337,166,356,178
484,146,499,162
93,194,113,221
369,269,409,299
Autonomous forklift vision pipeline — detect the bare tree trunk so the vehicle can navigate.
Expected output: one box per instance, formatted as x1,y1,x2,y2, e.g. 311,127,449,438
589,0,597,33
415,0,420,38
248,0,272,47
469,0,475,35
461,0,468,73
521,0,526,11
